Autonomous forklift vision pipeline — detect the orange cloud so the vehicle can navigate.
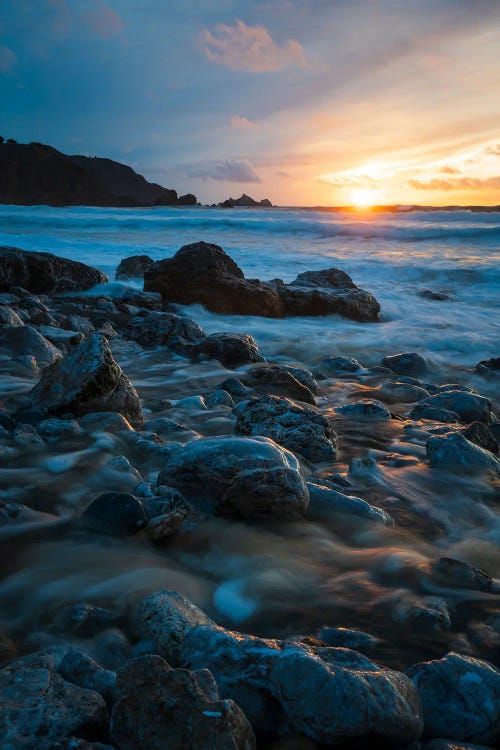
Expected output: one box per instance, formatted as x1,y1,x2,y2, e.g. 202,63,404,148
200,20,305,72
230,116,258,130
408,176,500,190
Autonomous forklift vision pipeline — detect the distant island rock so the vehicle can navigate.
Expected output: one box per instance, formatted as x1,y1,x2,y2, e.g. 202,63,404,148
219,193,273,208
0,140,197,207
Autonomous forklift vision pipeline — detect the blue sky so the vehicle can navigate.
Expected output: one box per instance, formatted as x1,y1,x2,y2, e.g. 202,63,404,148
1,0,500,204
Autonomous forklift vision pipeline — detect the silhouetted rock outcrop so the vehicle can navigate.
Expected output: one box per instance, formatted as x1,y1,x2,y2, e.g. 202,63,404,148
0,141,196,207
219,193,273,208
0,246,108,292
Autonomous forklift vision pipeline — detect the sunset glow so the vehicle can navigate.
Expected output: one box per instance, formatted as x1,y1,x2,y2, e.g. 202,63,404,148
349,189,378,208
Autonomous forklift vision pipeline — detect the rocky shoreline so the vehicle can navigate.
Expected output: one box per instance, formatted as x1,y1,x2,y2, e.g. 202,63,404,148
0,243,499,749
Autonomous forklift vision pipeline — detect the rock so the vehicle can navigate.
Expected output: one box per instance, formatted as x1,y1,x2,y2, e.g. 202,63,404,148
381,352,429,375
407,652,500,746
475,357,500,375
83,492,149,536
110,655,255,750
410,405,460,423
489,422,500,442
38,418,82,440
132,591,215,664
419,289,451,301
50,605,117,637
314,355,362,376
126,310,205,351
13,423,44,446
156,436,309,519
0,246,108,293
218,378,254,399
115,254,154,280
428,557,493,592
0,658,109,747
426,432,500,473
175,395,207,410
337,399,391,419
413,391,492,423
144,242,285,317
0,305,24,326
277,365,317,394
242,364,316,405
178,193,197,206
63,315,95,336
234,395,337,463
307,482,393,525
182,625,423,744
0,325,61,367
58,649,116,706
315,627,380,651
374,381,430,403
79,411,135,433
143,417,198,441
34,325,84,348
206,390,235,408
462,421,498,453
142,490,190,541
220,193,272,208
278,269,380,322
29,334,143,427
191,332,263,368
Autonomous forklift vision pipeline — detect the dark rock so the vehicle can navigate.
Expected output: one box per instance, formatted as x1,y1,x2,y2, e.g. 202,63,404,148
83,492,148,536
144,242,285,317
475,357,500,374
110,654,256,750
277,364,317,394
35,324,84,348
462,421,498,453
115,255,154,280
307,482,392,524
0,305,24,326
0,658,109,747
37,417,81,440
337,399,391,419
142,490,190,541
156,436,309,519
414,391,492,423
279,269,380,322
314,355,362,376
51,604,117,637
59,649,116,706
126,310,205,351
429,557,493,592
489,422,500,442
407,652,500,745
426,432,500,473
205,390,235,408
0,324,61,367
191,332,263,368
120,290,162,310
315,627,380,651
178,193,197,205
218,377,254,398
410,405,460,423
220,193,272,207
381,352,429,375
242,364,316,405
29,334,143,427
419,289,451,301
374,381,430,403
0,246,107,293
234,395,337,462
79,411,134,433
63,315,95,336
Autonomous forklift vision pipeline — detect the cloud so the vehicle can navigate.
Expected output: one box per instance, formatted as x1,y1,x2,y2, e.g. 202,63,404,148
317,174,376,189
85,2,124,38
440,165,461,174
0,45,17,73
485,144,500,156
230,116,258,130
188,158,261,183
408,176,500,190
200,19,305,72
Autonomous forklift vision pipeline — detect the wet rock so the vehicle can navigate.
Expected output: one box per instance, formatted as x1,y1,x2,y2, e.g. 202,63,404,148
315,627,380,651
144,242,285,317
127,310,205,351
0,324,61,367
314,355,362,376
156,436,309,519
206,390,235,408
381,352,429,376
132,591,215,663
143,417,198,441
243,364,316,405
13,423,44,446
191,332,263,368
307,482,393,525
462,421,498,453
29,334,143,427
410,405,460,423
38,417,82,440
121,289,162,310
374,381,430,403
407,652,500,746
218,377,254,399
0,657,109,747
175,395,207,410
418,289,451,301
0,305,24,326
142,489,190,541
83,492,148,536
428,557,494,593
63,315,95,336
235,395,337,463
278,269,380,322
79,412,135,433
110,654,255,750
35,324,84,348
426,432,500,473
475,357,500,376
489,422,500,442
59,649,116,706
51,605,117,637
413,391,492,424
182,625,423,744
337,399,391,419
0,246,108,293
278,364,317,394
115,254,154,280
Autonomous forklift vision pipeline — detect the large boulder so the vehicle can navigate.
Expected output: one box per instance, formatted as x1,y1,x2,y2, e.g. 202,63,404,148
29,333,143,427
144,242,285,317
126,310,205,351
156,436,309,519
0,655,109,747
426,432,500,473
277,269,380,322
0,247,107,293
0,325,61,367
407,652,500,746
412,391,492,424
110,655,255,750
181,626,423,745
115,254,154,280
234,395,337,462
191,332,263,368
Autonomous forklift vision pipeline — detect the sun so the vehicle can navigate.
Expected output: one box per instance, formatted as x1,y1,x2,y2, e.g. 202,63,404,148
350,188,377,208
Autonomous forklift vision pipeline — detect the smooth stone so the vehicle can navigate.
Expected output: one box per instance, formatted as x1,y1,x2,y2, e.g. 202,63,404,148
336,399,391,419
314,355,362,376
37,418,82,440
191,332,263,368
58,649,116,706
0,246,108,293
82,492,149,536
426,432,500,473
410,405,460,423
0,325,61,367
307,482,393,525
412,391,492,423
242,364,316,405
381,352,429,375
205,390,235,408
34,325,84,348
0,305,24,326
127,310,205,352
79,411,135,433
115,254,154,280
175,395,207,411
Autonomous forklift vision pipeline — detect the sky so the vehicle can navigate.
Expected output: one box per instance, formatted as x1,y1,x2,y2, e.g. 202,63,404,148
1,0,500,206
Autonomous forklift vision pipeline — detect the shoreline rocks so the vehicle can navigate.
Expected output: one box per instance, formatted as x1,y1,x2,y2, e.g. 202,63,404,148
0,246,108,293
